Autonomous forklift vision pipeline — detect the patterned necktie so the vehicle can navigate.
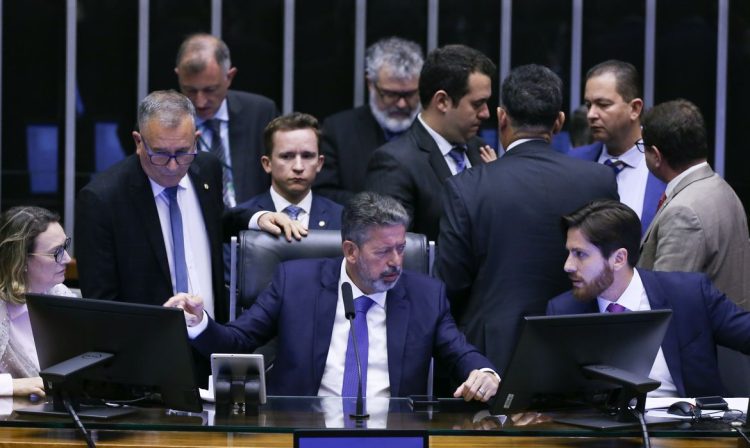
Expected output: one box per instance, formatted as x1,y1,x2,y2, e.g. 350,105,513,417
604,158,626,176
342,296,375,397
165,186,188,293
283,204,303,221
206,119,236,207
606,302,629,313
656,192,667,211
447,146,467,174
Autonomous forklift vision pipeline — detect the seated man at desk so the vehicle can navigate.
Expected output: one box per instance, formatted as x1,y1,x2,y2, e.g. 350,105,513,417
167,191,499,401
547,199,750,397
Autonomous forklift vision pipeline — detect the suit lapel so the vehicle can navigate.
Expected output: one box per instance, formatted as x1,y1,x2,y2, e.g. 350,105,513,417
312,259,340,389
254,191,275,213
385,281,410,398
309,195,331,229
639,269,685,396
465,139,484,167
411,122,452,182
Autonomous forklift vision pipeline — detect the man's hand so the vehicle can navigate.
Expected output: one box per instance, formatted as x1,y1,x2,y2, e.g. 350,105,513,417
164,293,204,327
258,212,308,242
13,377,45,397
479,145,498,163
453,369,500,402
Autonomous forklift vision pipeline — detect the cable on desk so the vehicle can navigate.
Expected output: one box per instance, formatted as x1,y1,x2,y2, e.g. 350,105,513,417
632,407,651,448
62,396,96,448
733,426,750,445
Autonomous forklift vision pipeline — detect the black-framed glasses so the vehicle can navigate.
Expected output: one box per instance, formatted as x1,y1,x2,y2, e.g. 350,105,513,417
29,237,71,264
373,84,418,104
635,140,646,154
142,137,197,166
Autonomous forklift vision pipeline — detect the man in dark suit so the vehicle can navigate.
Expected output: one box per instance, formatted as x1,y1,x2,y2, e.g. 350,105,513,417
547,200,750,397
365,44,497,241
167,192,499,400
315,37,424,204
569,60,665,234
175,33,278,207
437,64,619,373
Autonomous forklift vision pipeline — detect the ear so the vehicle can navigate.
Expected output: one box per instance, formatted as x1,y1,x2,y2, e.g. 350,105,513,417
132,131,143,153
433,90,452,113
497,107,508,131
174,66,180,76
552,111,566,134
226,67,238,85
260,155,272,174
315,154,324,173
629,98,644,120
342,240,359,264
610,247,629,271
649,144,663,168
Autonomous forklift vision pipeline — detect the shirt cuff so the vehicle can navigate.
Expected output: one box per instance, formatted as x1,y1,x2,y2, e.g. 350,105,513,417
480,368,501,383
0,373,12,396
248,211,271,230
186,311,210,339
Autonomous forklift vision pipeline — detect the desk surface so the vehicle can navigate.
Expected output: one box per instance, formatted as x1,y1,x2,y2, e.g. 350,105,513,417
0,396,745,447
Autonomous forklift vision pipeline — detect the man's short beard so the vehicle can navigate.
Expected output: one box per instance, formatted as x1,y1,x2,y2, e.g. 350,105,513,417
369,93,420,133
572,262,614,302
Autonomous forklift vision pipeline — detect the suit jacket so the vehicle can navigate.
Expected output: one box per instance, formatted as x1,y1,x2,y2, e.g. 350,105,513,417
546,269,750,397
192,257,494,397
569,141,665,234
365,120,485,241
314,105,388,205
437,140,619,372
639,164,750,310
223,191,344,237
75,153,228,323
225,90,279,203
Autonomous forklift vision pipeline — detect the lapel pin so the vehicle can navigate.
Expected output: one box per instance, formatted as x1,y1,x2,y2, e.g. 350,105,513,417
203,183,209,190
318,220,326,228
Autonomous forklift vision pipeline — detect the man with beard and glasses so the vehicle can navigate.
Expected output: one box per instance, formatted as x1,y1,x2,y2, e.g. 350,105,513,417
546,200,750,398
314,37,425,205
166,192,499,399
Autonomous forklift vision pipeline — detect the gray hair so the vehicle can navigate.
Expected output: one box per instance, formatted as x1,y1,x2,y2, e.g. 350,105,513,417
175,33,232,75
137,90,196,132
342,192,410,246
365,37,424,83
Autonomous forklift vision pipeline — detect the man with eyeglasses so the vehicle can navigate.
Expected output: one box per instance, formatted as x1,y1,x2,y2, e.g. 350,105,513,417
313,37,425,205
76,90,227,337
569,60,665,234
365,44,497,242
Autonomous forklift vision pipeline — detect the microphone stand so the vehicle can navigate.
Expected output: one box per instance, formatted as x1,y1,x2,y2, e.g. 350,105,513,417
342,282,369,421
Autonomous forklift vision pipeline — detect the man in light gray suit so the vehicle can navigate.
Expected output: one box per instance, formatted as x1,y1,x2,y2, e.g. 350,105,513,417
639,99,750,310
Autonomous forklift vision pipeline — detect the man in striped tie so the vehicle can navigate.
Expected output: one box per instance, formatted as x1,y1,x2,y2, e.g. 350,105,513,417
547,199,750,398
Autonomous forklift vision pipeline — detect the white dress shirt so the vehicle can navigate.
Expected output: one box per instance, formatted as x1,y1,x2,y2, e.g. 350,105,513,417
596,270,677,397
597,144,649,219
418,114,473,175
150,176,215,318
248,188,314,229
197,99,236,207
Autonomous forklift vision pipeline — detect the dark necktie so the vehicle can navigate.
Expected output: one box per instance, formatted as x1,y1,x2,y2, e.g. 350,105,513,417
283,204,303,221
656,192,667,211
606,302,628,313
447,146,467,173
604,158,626,176
342,296,375,397
165,186,188,293
207,119,235,207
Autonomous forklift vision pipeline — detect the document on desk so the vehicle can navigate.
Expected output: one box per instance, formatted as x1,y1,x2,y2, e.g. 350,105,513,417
645,397,748,419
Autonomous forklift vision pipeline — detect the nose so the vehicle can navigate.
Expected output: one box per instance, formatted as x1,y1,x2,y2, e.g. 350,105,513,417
167,157,180,170
194,91,208,108
292,155,304,171
395,96,409,109
587,105,598,121
61,249,72,265
387,249,403,268
563,254,575,273
478,103,490,120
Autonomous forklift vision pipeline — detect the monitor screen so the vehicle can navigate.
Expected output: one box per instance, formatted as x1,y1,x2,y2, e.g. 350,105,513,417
25,293,202,414
492,310,672,414
294,430,427,448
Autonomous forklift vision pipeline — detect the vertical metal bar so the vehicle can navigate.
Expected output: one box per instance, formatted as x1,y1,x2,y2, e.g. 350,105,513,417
64,0,77,246
353,0,366,107
714,0,728,177
643,0,656,108
427,0,438,52
137,0,149,103
570,0,583,114
499,0,512,94
211,0,222,38
0,0,4,210
282,0,295,114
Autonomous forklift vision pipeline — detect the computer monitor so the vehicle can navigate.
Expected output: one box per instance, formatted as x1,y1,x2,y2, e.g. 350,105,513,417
19,294,202,418
491,310,672,428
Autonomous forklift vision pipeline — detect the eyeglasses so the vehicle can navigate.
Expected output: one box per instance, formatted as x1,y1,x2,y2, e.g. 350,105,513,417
29,237,71,264
372,84,419,104
141,137,197,166
635,140,646,154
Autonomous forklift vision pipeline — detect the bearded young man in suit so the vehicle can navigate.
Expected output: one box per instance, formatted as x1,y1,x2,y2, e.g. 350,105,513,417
175,33,279,207
166,192,499,400
639,99,750,310
547,200,750,397
365,44,497,242
437,64,619,374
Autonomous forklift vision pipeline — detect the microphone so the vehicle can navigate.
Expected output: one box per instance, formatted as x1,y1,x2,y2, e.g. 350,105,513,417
341,282,369,420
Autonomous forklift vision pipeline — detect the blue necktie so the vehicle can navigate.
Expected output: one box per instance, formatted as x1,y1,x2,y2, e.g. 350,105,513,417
283,204,303,221
207,119,235,208
165,186,188,293
606,302,629,313
447,146,467,173
604,158,626,176
342,296,375,397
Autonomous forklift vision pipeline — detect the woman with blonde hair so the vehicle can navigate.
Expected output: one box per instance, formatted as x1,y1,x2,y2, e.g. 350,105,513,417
0,206,74,398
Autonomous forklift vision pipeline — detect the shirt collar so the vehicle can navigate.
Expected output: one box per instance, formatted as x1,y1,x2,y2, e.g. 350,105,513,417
597,269,647,312
196,99,229,127
148,174,191,200
339,259,387,309
269,187,313,215
6,302,28,321
505,138,544,153
417,113,457,156
599,143,643,168
665,161,709,197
